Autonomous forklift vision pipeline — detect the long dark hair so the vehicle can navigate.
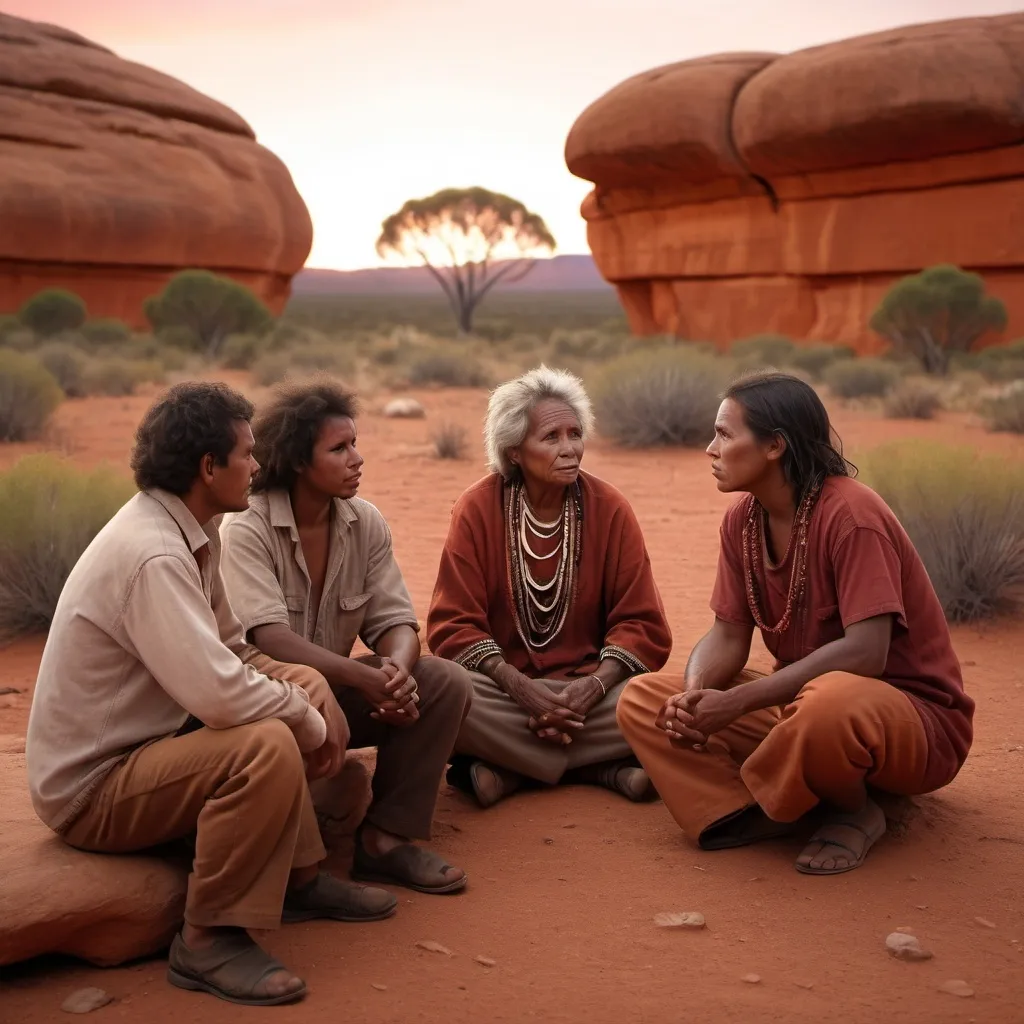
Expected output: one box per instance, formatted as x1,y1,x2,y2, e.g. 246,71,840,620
724,370,856,502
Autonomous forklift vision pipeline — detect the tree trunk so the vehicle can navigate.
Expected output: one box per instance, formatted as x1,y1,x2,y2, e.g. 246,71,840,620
457,300,474,336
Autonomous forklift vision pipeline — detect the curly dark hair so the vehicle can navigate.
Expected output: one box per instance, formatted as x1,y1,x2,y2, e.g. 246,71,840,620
251,377,359,492
724,370,857,502
131,381,255,494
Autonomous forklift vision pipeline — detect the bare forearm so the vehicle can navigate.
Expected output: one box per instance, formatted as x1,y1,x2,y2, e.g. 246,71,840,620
683,624,752,692
251,624,374,692
374,625,421,674
592,657,630,694
732,634,887,715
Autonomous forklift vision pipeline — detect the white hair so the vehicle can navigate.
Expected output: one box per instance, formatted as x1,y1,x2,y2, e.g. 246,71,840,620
484,365,595,478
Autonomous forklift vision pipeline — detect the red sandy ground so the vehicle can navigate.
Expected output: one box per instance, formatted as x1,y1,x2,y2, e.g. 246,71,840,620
1,375,1022,1024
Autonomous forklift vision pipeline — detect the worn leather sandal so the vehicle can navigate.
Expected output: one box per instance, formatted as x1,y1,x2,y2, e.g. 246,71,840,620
281,871,398,922
167,931,306,1006
352,832,468,894
795,802,887,875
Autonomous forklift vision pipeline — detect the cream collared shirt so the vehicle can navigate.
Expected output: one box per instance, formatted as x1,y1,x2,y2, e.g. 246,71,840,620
219,490,419,657
26,489,326,833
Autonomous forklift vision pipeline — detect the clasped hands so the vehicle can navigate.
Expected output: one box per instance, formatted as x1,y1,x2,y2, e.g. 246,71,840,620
498,666,604,746
656,687,742,748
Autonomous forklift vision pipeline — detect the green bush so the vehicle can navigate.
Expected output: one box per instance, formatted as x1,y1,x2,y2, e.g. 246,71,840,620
18,289,87,338
787,343,855,379
406,347,491,387
0,456,136,639
251,343,356,387
823,358,902,398
731,334,796,370
859,441,1024,622
36,343,89,398
982,383,1024,435
0,350,63,441
882,379,944,420
220,333,268,369
971,340,1024,382
145,270,272,358
591,346,732,447
549,328,624,362
81,357,164,397
79,318,132,348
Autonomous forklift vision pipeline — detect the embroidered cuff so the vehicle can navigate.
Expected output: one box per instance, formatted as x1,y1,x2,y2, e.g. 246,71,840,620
600,644,650,676
454,638,503,671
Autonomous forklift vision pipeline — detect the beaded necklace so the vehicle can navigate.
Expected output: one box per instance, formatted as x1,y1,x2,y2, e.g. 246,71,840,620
741,483,821,636
505,478,583,650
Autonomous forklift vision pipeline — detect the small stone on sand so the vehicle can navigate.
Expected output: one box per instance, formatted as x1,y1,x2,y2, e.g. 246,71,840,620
416,940,453,956
654,912,706,930
938,980,974,998
543,837,554,844
474,956,496,967
975,917,996,929
896,926,916,934
61,989,113,1014
742,974,761,984
885,932,933,961
371,983,388,992
794,980,815,990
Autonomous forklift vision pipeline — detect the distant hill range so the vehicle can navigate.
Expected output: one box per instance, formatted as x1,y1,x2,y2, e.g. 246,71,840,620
293,254,611,295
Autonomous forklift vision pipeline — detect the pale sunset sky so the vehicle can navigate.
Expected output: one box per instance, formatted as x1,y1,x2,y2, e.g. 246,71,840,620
10,0,1021,269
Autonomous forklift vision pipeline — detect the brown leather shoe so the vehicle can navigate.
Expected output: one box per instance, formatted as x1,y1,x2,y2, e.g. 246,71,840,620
281,872,397,923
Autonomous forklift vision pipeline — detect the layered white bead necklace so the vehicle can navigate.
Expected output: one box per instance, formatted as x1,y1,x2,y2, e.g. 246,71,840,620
505,479,582,650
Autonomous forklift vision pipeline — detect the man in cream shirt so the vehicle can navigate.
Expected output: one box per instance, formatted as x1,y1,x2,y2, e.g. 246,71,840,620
26,381,393,1008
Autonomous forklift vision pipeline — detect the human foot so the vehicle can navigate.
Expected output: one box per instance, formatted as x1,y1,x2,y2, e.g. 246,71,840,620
795,799,887,875
467,760,523,808
353,825,467,894
568,759,655,802
169,929,305,1006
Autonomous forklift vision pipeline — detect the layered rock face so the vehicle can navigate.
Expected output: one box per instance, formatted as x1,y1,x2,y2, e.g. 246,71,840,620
0,14,312,326
566,15,1024,350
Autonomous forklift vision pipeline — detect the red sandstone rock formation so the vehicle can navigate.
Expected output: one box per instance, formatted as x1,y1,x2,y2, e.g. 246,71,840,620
0,14,312,327
565,14,1024,351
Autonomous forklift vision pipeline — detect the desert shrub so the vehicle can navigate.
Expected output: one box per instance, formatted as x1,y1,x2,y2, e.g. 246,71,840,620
870,265,1007,375
0,314,21,341
787,343,855,378
431,422,468,459
982,383,1024,435
81,357,164,397
882,379,944,420
36,342,89,397
731,334,796,371
144,270,272,358
549,328,624,362
859,441,1024,622
406,347,491,387
823,358,902,398
971,340,1024,382
156,324,203,351
220,333,268,369
0,350,63,441
0,456,135,639
251,343,356,387
18,289,87,338
79,318,132,347
591,346,732,447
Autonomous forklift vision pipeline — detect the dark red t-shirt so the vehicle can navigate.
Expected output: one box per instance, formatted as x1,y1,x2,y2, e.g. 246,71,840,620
711,475,974,791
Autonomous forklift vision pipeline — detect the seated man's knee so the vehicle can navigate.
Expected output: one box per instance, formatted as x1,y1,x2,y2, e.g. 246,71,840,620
236,717,304,775
415,656,474,714
615,674,660,730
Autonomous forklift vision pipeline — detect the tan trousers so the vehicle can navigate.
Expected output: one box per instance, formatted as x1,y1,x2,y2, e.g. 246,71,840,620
63,717,325,930
616,669,931,844
455,673,634,785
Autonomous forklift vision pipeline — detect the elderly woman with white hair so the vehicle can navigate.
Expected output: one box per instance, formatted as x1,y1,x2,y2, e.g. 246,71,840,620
426,366,672,808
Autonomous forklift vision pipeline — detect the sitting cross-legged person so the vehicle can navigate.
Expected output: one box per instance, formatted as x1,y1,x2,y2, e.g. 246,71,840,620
220,378,472,896
617,371,975,875
26,382,395,1009
426,366,672,808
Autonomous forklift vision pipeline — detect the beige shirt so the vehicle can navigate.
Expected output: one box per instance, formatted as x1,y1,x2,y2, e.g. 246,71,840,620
26,489,326,834
219,491,419,656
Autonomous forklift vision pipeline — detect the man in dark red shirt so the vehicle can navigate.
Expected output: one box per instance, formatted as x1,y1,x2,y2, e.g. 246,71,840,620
618,371,974,875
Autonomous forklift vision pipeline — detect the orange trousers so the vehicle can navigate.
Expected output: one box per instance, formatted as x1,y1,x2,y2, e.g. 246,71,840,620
616,670,931,844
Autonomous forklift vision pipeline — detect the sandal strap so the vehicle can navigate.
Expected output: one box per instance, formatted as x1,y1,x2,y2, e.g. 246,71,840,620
171,933,286,996
806,821,879,858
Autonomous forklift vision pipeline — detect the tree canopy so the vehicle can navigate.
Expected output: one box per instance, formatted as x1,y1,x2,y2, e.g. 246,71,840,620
144,270,272,357
376,187,556,334
870,265,1007,375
